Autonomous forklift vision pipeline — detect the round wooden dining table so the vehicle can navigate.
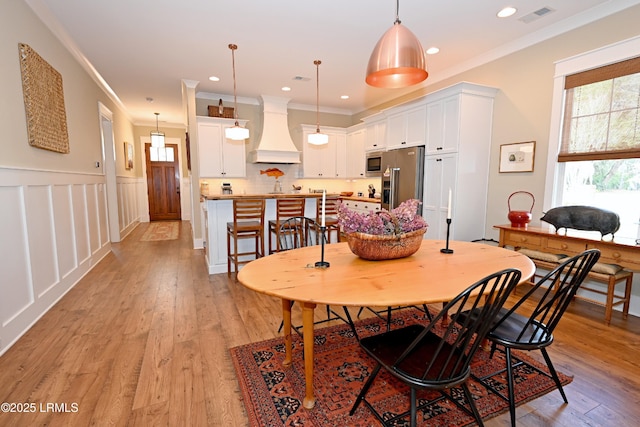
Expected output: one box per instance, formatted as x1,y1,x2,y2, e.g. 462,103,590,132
237,239,535,409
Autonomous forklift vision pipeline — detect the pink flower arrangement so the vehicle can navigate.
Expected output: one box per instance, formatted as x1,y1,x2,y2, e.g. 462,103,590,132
337,199,427,236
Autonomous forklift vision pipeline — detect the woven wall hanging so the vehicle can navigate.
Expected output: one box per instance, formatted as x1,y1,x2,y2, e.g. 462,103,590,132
18,43,70,154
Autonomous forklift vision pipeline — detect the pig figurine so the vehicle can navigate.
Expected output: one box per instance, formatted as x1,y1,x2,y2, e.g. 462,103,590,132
540,206,620,238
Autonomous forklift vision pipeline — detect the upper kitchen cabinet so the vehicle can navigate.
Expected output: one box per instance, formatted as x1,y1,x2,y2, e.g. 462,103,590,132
386,103,427,149
362,113,386,152
425,82,498,155
197,117,247,178
299,124,347,178
346,126,366,179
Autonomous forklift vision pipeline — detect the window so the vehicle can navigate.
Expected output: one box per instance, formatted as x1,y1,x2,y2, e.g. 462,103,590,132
559,57,640,162
149,145,175,162
555,55,640,241
544,41,640,244
561,159,639,240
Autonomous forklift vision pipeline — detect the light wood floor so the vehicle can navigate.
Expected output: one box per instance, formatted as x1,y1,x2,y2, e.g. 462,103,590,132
0,221,638,426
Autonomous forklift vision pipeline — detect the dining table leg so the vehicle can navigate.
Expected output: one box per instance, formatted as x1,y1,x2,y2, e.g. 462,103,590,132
282,299,293,367
302,301,317,409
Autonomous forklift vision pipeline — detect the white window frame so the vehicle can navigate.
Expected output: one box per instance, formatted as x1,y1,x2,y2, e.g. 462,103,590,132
544,35,640,214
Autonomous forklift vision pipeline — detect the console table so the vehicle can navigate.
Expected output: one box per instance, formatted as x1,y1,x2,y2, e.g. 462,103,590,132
494,224,638,324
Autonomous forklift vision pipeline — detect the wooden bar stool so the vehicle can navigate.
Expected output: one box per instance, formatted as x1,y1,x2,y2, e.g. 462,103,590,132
316,195,340,243
268,198,305,254
227,199,266,275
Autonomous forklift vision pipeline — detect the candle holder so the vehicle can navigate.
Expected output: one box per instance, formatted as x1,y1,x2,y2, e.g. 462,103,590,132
440,218,454,254
315,226,330,268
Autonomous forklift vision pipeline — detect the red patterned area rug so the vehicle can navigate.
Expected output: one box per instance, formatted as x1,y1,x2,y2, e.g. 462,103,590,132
140,221,179,241
231,309,572,426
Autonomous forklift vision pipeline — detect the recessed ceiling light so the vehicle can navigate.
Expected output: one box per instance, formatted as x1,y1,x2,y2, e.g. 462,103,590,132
497,7,517,18
341,95,349,100
209,75,220,82
426,47,440,55
281,86,291,92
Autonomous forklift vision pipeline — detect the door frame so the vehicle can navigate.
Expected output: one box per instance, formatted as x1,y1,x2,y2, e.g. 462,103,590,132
139,136,185,222
98,102,120,242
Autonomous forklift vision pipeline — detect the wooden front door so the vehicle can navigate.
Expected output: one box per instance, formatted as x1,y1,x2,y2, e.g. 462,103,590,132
146,143,181,221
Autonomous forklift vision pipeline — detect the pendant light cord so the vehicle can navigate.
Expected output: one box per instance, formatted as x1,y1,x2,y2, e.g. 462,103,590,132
395,0,401,24
155,112,160,132
229,44,240,126
314,60,321,133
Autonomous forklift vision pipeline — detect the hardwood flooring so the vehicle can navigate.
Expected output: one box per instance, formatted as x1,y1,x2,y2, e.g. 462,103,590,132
0,221,638,426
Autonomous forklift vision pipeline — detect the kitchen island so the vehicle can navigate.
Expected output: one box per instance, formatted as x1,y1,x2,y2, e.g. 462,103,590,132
202,193,338,274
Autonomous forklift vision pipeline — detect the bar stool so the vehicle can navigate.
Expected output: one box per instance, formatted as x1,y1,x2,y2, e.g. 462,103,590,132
227,199,266,275
316,195,340,243
268,198,305,254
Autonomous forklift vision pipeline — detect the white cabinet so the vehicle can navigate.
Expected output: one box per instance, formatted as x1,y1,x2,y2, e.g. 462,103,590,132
346,127,366,178
197,117,247,178
426,96,461,155
423,154,457,240
300,125,347,178
386,103,426,149
363,113,386,151
422,82,498,242
335,132,347,178
341,199,381,214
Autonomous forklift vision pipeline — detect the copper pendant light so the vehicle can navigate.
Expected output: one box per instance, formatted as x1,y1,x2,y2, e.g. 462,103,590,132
366,0,428,88
225,43,250,140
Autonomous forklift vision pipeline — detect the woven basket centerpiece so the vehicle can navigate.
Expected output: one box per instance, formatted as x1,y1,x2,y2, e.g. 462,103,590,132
338,198,428,261
345,228,426,260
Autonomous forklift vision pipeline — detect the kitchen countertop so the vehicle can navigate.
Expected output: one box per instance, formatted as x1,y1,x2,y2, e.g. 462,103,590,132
202,193,382,202
340,196,381,203
202,193,338,201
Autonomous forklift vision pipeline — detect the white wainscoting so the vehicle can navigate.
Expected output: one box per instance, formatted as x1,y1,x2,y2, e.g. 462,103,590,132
117,176,143,239
0,167,114,356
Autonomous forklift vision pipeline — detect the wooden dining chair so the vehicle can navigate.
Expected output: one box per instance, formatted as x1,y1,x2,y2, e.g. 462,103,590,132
458,249,601,427
276,216,359,339
226,199,266,275
349,268,522,427
268,198,306,254
315,195,340,243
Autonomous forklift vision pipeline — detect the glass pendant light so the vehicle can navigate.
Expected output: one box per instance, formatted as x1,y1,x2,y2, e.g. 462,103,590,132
225,44,250,140
366,0,428,88
150,112,165,148
308,60,329,145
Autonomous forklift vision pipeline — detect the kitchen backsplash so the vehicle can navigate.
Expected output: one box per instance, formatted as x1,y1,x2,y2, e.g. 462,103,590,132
200,163,379,196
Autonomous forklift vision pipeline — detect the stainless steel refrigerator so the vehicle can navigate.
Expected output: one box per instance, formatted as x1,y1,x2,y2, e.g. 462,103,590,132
381,146,425,214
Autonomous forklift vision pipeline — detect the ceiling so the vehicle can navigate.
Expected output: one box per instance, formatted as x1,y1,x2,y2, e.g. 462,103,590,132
26,0,640,127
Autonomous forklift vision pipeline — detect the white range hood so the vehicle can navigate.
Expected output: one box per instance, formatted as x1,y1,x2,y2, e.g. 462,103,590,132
248,95,301,164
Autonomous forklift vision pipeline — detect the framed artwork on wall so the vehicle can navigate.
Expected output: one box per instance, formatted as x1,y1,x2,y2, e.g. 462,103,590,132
124,142,133,170
499,141,535,173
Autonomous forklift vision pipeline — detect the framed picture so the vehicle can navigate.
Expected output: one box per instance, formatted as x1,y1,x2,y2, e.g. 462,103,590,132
124,142,134,170
499,141,535,173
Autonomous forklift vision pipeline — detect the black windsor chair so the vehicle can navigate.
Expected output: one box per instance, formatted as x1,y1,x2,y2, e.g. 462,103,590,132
349,268,523,427
459,248,601,427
